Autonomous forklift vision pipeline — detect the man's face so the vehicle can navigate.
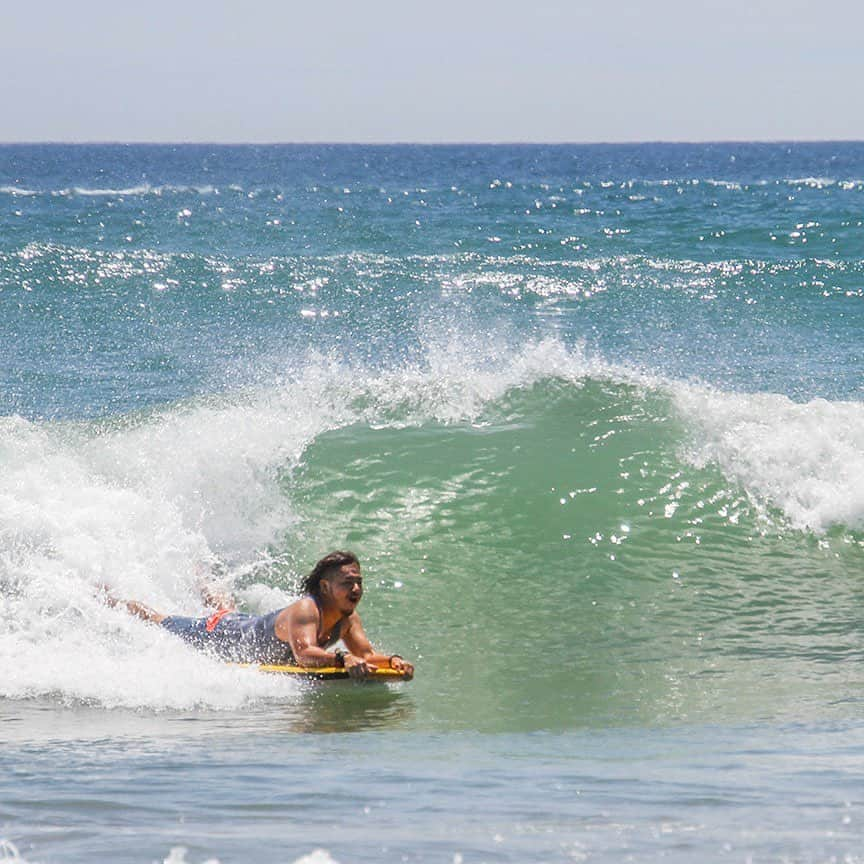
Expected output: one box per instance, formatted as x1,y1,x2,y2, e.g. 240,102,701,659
323,563,363,615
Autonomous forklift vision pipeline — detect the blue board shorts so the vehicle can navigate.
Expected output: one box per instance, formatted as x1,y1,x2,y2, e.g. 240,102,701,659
160,615,212,649
160,604,340,664
160,609,295,664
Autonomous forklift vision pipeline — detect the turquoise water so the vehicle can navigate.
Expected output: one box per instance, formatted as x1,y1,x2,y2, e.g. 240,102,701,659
2,144,864,862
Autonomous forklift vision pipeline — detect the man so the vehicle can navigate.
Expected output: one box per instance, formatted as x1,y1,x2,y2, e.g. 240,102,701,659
107,551,413,680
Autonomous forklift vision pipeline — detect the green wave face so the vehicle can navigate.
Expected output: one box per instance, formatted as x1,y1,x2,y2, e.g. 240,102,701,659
282,377,864,730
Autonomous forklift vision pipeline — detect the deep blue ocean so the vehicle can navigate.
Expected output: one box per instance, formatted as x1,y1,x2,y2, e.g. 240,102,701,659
2,143,864,863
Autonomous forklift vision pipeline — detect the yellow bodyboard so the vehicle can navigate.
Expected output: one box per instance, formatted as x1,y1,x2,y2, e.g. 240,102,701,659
237,663,411,681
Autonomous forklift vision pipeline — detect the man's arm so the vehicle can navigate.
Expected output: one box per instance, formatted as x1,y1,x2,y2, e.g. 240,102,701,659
341,615,414,679
273,600,341,668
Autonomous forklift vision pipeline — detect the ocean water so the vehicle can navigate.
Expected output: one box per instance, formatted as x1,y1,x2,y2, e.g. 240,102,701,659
2,143,864,863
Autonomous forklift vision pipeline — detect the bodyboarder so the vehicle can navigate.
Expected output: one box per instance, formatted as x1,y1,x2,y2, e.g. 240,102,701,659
105,550,413,680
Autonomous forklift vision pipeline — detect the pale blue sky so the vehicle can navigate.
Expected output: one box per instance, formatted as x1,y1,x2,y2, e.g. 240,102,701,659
2,0,861,142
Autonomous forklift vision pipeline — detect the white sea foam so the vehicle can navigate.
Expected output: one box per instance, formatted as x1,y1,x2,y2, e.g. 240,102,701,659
45,184,222,198
292,852,340,864
591,176,864,192
68,185,154,197
160,849,338,864
0,840,31,863
784,177,837,188
703,179,743,190
3,184,215,198
0,401,315,709
0,837,337,864
673,385,864,533
161,849,221,864
0,186,38,197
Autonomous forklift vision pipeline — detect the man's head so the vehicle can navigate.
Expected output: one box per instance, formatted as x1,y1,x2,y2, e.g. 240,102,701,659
301,551,362,615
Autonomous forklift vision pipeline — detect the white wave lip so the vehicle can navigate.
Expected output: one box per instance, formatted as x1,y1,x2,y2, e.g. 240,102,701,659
675,386,864,533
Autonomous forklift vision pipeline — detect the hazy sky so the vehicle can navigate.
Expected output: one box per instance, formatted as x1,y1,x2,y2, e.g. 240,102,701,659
3,0,862,142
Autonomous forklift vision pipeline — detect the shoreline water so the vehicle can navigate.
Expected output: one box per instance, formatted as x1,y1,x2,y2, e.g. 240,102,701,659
3,705,862,863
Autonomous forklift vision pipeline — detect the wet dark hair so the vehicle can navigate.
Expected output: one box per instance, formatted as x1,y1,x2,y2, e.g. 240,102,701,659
300,550,360,597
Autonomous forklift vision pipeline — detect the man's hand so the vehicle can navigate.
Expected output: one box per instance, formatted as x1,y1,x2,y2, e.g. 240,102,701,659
389,656,414,680
344,653,377,679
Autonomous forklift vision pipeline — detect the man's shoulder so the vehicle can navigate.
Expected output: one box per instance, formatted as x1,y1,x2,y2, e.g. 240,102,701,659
279,595,320,622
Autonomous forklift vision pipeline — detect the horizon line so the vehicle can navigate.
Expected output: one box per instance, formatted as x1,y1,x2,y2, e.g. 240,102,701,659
2,138,864,147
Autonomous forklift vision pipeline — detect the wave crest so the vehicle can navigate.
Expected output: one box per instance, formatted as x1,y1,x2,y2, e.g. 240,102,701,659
675,386,864,532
